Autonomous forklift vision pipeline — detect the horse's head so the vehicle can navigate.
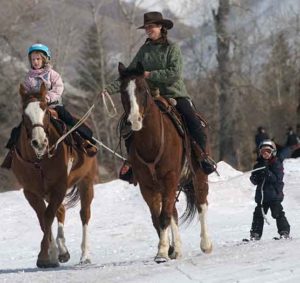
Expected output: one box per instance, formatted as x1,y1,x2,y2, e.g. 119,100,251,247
20,83,50,158
118,62,149,131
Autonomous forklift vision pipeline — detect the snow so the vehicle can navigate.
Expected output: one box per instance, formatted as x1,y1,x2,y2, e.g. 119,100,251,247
1,158,300,282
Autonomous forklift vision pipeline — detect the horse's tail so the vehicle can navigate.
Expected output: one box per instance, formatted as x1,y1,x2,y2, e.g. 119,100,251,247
179,179,198,225
63,185,80,209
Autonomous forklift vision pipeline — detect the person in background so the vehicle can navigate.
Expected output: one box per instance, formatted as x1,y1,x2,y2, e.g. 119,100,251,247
249,140,290,240
100,11,217,182
278,126,300,161
255,126,269,157
285,127,300,148
1,43,95,169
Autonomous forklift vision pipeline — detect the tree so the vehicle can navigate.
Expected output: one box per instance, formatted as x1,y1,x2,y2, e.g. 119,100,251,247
261,32,298,142
213,0,241,167
74,0,122,179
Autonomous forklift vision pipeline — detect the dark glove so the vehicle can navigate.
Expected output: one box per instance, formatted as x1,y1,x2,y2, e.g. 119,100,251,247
250,169,266,185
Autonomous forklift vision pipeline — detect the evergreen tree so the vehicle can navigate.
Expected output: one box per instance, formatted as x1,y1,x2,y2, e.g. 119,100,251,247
261,32,298,142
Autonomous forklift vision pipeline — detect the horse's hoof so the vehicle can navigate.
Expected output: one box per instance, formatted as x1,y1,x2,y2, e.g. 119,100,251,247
201,243,213,254
168,246,182,259
154,256,169,264
80,258,91,265
168,246,175,257
59,251,70,263
37,259,60,268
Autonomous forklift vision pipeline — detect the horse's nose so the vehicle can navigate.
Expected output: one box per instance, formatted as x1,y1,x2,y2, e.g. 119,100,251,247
31,138,48,150
31,139,39,148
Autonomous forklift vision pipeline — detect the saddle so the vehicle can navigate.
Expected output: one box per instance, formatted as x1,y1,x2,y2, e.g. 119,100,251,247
154,96,185,137
153,96,209,154
49,110,97,157
153,95,216,175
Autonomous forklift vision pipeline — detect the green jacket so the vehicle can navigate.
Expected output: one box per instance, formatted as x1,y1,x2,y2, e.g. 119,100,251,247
105,40,190,99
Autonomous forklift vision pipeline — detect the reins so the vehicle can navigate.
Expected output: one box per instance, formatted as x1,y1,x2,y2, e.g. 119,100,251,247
47,104,95,157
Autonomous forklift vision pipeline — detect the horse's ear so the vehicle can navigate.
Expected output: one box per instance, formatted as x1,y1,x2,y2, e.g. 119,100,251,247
40,82,47,99
136,61,144,75
19,84,26,97
118,62,126,75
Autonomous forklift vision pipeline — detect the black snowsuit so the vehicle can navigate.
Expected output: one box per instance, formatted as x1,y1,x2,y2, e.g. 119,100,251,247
249,156,290,238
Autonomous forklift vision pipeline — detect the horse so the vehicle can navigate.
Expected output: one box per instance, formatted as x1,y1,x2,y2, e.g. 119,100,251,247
118,62,212,263
10,83,97,268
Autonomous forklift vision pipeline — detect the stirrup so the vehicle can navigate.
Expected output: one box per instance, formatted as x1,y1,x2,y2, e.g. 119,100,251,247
119,161,133,183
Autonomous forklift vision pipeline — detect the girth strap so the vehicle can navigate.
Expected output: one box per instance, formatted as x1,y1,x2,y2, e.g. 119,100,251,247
134,112,165,182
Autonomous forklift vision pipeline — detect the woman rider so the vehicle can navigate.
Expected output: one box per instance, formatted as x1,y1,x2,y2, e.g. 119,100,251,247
100,11,217,181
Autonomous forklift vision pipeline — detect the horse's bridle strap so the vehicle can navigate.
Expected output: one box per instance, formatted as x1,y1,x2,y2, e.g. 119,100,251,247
135,111,165,182
32,123,45,130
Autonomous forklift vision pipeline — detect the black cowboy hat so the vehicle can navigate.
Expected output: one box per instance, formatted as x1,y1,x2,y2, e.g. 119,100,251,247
138,11,173,30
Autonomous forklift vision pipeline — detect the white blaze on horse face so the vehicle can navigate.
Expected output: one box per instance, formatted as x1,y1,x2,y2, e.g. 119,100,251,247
127,80,143,131
25,101,48,156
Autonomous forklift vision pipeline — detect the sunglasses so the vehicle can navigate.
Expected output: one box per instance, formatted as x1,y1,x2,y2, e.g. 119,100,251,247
260,147,273,155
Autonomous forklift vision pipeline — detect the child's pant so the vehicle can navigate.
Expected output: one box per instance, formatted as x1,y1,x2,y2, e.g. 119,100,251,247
250,201,290,237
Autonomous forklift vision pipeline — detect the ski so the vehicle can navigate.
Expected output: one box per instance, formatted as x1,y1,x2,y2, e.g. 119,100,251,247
273,236,292,240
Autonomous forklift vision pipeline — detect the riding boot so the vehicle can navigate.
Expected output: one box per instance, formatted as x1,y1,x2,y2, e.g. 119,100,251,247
191,128,217,175
1,124,21,170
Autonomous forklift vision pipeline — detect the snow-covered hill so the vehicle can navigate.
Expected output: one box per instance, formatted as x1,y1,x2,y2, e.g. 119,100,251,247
0,159,300,282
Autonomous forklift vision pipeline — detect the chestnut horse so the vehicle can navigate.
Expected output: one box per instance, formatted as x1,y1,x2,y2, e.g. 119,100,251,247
10,83,97,268
118,62,212,263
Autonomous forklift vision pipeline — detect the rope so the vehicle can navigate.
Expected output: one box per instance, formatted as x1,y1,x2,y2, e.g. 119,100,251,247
92,137,126,161
208,166,267,183
48,104,95,157
101,90,117,118
260,177,270,225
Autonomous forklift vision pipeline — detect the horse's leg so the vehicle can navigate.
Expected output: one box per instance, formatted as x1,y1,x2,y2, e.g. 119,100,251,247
156,172,181,261
157,172,181,262
23,190,60,268
194,167,213,253
78,179,94,264
37,188,66,268
139,186,167,261
23,190,46,231
56,205,70,263
169,207,182,259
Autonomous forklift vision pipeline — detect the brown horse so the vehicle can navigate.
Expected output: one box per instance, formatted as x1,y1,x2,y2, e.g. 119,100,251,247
10,83,97,268
118,62,212,263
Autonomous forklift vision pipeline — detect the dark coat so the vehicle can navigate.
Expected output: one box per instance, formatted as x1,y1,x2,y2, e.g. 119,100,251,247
250,156,284,204
285,132,299,147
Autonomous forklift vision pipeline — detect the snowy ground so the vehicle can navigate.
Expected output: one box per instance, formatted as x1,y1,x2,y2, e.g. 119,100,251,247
0,159,300,283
